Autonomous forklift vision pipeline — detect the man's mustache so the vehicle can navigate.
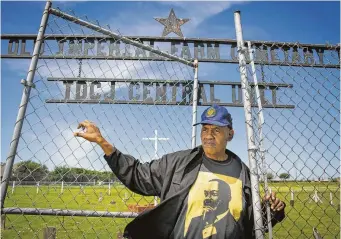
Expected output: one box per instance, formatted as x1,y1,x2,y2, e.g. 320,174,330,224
203,141,216,146
204,199,216,207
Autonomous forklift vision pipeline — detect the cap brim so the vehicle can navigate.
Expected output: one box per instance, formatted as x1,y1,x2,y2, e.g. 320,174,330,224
193,120,230,127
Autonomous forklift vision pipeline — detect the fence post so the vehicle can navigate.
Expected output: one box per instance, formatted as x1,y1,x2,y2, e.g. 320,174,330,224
290,188,295,207
247,40,272,238
11,181,15,194
1,214,5,230
0,1,51,209
43,227,56,239
191,59,199,149
234,10,264,239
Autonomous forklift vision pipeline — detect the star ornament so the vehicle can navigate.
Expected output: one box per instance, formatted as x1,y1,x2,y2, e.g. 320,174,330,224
154,9,190,38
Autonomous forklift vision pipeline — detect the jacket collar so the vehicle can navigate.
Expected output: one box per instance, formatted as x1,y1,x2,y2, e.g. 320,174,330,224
190,145,203,154
194,145,240,163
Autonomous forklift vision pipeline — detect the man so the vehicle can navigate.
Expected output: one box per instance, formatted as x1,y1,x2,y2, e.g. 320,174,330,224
74,104,285,239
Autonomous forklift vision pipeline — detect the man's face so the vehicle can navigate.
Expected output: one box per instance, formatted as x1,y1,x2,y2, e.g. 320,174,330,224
201,124,230,155
203,181,220,212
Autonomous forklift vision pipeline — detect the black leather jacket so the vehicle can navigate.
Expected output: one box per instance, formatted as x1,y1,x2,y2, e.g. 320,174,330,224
104,146,284,239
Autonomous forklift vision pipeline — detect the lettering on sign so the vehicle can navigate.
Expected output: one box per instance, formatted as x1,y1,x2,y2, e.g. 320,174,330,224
1,35,339,68
45,78,295,108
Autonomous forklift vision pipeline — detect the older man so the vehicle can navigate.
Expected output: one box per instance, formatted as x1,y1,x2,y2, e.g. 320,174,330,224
74,104,285,239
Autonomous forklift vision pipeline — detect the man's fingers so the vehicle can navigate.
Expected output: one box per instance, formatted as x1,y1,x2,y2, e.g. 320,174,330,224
74,131,84,137
271,191,276,201
275,201,283,210
84,120,96,125
77,120,93,129
84,120,92,125
77,122,84,129
271,198,280,209
75,120,100,141
273,201,285,211
262,191,285,212
264,191,275,201
276,202,285,211
77,121,88,129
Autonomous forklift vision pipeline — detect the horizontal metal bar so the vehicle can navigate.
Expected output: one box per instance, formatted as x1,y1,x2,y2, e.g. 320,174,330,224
48,8,194,67
45,100,194,105
44,99,295,108
47,78,192,84
2,207,139,218
46,78,293,87
1,54,338,68
0,55,175,61
200,81,293,87
1,34,340,50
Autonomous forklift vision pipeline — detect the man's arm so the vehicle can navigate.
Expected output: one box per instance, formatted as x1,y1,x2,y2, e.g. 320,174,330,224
74,120,167,196
244,189,286,237
97,137,116,156
103,147,167,196
262,192,286,228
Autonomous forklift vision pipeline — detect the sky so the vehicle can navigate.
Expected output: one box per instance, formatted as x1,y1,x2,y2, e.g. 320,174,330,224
1,1,340,181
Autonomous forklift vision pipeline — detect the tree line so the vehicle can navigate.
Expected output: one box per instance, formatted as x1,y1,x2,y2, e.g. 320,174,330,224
4,161,338,183
267,173,291,180
8,160,117,182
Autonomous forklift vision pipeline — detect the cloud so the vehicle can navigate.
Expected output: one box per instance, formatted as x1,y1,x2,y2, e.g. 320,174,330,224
159,2,237,30
106,1,245,37
2,1,244,174
15,97,194,173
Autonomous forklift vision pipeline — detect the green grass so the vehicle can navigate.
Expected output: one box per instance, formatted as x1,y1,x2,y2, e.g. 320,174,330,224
1,182,340,239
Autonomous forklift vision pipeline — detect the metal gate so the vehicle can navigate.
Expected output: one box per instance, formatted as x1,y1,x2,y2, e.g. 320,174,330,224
1,2,339,239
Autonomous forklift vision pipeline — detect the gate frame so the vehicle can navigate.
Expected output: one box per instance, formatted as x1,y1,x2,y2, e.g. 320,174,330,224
0,0,199,213
1,2,340,239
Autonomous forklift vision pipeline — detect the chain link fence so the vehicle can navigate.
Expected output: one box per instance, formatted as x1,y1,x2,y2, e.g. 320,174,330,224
1,3,197,238
242,40,340,238
1,3,340,239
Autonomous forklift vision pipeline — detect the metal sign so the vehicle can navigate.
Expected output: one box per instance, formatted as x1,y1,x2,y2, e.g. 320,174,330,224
45,78,294,108
1,35,339,68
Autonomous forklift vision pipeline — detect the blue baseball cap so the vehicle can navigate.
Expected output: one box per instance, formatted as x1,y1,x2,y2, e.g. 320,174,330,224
194,104,233,128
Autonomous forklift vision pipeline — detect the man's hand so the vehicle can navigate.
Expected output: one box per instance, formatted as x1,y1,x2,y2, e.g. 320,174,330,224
74,120,104,143
74,120,115,156
262,191,286,228
263,191,286,212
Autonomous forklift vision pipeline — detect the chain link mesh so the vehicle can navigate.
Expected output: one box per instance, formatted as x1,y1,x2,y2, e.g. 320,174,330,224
2,4,340,239
245,42,340,238
2,7,195,238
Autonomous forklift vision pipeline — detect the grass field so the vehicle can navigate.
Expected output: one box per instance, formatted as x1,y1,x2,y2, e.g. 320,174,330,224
1,182,340,239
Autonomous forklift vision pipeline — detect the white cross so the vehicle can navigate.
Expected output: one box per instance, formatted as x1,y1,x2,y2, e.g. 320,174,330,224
142,130,170,159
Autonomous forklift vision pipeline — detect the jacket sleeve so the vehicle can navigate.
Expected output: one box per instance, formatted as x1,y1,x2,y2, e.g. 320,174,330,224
104,148,168,197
